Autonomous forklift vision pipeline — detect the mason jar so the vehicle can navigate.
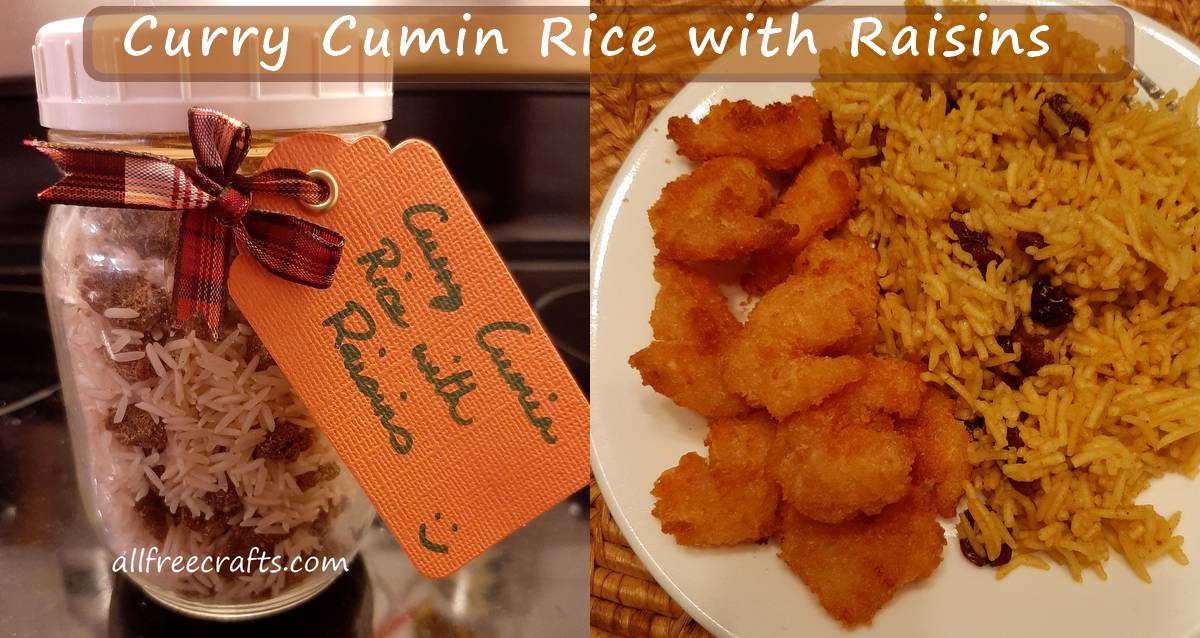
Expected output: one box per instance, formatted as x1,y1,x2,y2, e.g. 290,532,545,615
33,18,390,619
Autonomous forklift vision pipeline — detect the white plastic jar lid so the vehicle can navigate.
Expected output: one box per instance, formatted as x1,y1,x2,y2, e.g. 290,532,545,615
32,18,393,133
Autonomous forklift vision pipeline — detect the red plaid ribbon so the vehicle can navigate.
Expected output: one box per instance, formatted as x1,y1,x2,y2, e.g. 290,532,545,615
28,107,343,335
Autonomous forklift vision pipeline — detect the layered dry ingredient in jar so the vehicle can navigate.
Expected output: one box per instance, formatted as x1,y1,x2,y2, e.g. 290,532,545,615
46,205,373,602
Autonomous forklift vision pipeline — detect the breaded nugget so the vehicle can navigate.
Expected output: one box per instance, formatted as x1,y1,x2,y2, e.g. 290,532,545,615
630,259,748,417
648,157,795,261
652,452,780,546
831,318,879,356
900,391,970,517
724,353,866,419
648,257,741,350
705,411,777,474
631,342,748,417
739,243,797,296
723,254,878,415
777,491,945,627
744,146,860,294
666,96,824,171
832,356,927,421
792,236,877,286
772,145,858,249
734,261,877,356
792,237,879,354
769,406,913,523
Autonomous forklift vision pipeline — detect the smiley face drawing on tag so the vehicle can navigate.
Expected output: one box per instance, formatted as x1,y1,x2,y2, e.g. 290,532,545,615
418,512,460,554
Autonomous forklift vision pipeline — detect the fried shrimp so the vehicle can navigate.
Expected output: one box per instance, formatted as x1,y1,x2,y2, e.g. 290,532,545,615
777,491,945,627
630,343,747,417
833,356,927,421
790,236,879,355
649,157,795,261
769,403,914,523
730,261,875,359
792,236,877,287
766,356,929,522
666,96,824,171
724,353,867,420
652,451,780,546
745,145,860,294
705,411,777,474
646,257,741,349
630,259,748,417
723,241,879,416
899,391,970,517
653,413,780,546
634,93,973,627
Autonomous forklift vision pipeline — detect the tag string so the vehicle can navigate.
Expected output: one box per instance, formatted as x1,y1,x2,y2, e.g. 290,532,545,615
27,107,344,335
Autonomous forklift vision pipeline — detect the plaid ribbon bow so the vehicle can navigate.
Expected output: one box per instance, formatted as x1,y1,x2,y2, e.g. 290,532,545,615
28,107,343,335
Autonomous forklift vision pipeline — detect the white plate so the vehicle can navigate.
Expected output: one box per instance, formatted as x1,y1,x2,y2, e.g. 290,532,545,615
590,2,1200,637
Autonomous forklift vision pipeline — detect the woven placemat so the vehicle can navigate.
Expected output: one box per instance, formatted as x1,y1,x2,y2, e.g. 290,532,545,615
588,1,1200,636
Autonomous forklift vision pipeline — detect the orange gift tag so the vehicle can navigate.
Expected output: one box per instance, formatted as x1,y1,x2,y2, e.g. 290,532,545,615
228,134,589,577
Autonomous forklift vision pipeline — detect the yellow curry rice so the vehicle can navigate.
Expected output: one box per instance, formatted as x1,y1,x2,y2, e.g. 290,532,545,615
815,69,1200,582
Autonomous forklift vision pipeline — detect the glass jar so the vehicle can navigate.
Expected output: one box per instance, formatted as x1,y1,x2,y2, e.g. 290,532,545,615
41,121,384,619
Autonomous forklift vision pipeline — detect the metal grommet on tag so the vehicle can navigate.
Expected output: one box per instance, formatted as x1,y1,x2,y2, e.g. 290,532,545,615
303,169,339,213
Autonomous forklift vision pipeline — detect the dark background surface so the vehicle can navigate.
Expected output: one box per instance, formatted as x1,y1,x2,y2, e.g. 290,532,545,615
0,79,590,637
